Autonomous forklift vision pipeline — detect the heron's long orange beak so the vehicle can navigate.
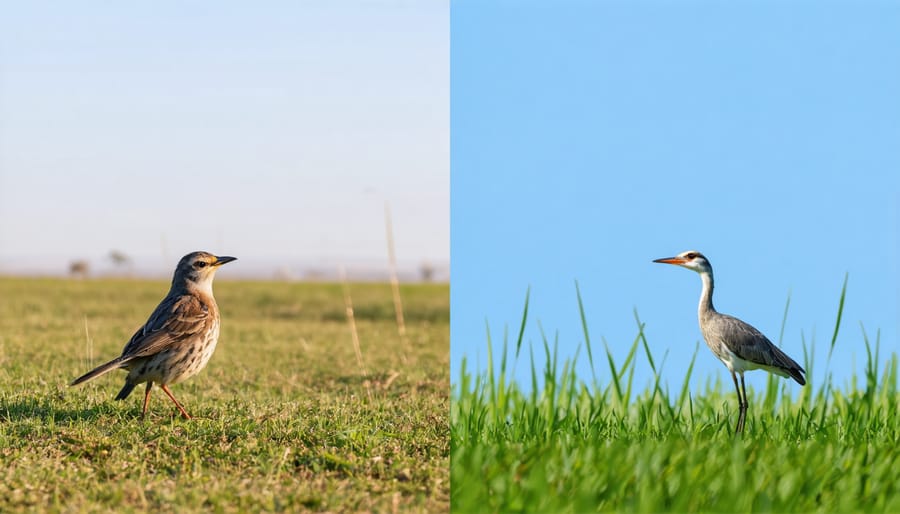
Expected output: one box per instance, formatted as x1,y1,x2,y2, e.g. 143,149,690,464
653,257,687,265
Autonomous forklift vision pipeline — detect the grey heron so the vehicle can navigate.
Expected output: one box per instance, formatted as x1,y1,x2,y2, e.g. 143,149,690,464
653,250,805,434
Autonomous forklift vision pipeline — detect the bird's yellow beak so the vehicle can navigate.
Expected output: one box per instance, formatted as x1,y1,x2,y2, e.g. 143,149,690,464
653,256,687,265
213,256,237,267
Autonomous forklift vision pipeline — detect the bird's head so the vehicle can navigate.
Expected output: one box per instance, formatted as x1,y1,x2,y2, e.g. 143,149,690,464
173,251,237,292
653,250,712,275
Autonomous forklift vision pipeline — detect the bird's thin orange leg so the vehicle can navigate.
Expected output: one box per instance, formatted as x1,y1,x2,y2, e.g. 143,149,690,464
160,384,192,420
142,382,153,420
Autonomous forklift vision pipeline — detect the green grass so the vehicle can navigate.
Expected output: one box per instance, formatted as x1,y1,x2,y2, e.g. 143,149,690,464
451,284,900,513
0,277,448,512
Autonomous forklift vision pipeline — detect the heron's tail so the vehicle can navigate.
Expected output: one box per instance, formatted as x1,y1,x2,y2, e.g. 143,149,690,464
769,344,806,386
70,357,125,386
787,364,806,386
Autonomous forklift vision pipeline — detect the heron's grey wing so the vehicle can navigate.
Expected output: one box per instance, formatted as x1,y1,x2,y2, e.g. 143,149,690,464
120,294,211,360
717,314,805,372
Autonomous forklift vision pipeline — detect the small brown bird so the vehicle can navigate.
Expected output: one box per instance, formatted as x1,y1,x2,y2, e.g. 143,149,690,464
71,251,236,419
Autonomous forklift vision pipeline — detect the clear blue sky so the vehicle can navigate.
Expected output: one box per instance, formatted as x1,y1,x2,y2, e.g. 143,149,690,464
451,2,900,394
0,2,448,276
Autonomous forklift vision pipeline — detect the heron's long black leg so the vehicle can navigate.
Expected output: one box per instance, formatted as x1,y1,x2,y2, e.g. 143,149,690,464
731,371,745,435
738,373,749,433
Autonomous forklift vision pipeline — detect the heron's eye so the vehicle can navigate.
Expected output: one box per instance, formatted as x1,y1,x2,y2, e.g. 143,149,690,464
195,261,208,268
685,253,697,259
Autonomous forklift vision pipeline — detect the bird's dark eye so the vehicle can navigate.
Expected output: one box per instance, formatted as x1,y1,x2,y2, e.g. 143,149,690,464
685,253,697,259
194,261,208,268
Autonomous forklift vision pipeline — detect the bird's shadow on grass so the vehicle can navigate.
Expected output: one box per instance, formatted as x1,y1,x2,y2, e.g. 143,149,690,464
0,398,220,423
0,394,182,423
0,399,111,423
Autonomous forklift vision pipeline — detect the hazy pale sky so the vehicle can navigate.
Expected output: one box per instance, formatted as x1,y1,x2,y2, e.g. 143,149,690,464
0,2,448,275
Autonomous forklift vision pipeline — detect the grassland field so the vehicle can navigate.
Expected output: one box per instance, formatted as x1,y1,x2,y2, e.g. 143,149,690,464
0,277,449,513
451,290,900,513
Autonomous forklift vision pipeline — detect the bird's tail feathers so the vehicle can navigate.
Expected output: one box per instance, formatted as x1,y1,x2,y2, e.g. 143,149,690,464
70,357,125,386
770,344,806,386
788,366,806,386
115,382,137,400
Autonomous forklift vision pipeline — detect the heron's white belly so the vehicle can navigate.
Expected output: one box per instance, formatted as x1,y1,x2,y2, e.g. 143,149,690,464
717,346,755,372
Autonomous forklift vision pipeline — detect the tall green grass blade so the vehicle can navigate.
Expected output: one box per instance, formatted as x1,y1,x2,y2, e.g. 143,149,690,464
602,336,623,405
634,309,655,373
515,287,530,361
778,291,791,347
676,342,700,418
575,281,597,384
828,273,848,361
618,329,643,409
529,341,538,407
485,319,495,411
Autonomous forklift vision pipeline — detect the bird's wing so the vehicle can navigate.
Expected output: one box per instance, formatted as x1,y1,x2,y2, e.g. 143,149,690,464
120,294,212,359
716,314,804,371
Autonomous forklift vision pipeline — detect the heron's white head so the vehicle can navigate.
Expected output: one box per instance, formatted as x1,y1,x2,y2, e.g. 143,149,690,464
653,250,712,275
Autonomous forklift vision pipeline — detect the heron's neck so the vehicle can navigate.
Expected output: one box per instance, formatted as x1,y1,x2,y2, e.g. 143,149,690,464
698,270,716,318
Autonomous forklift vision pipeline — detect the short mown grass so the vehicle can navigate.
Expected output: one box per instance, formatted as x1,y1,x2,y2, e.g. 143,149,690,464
451,282,899,513
0,277,448,512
